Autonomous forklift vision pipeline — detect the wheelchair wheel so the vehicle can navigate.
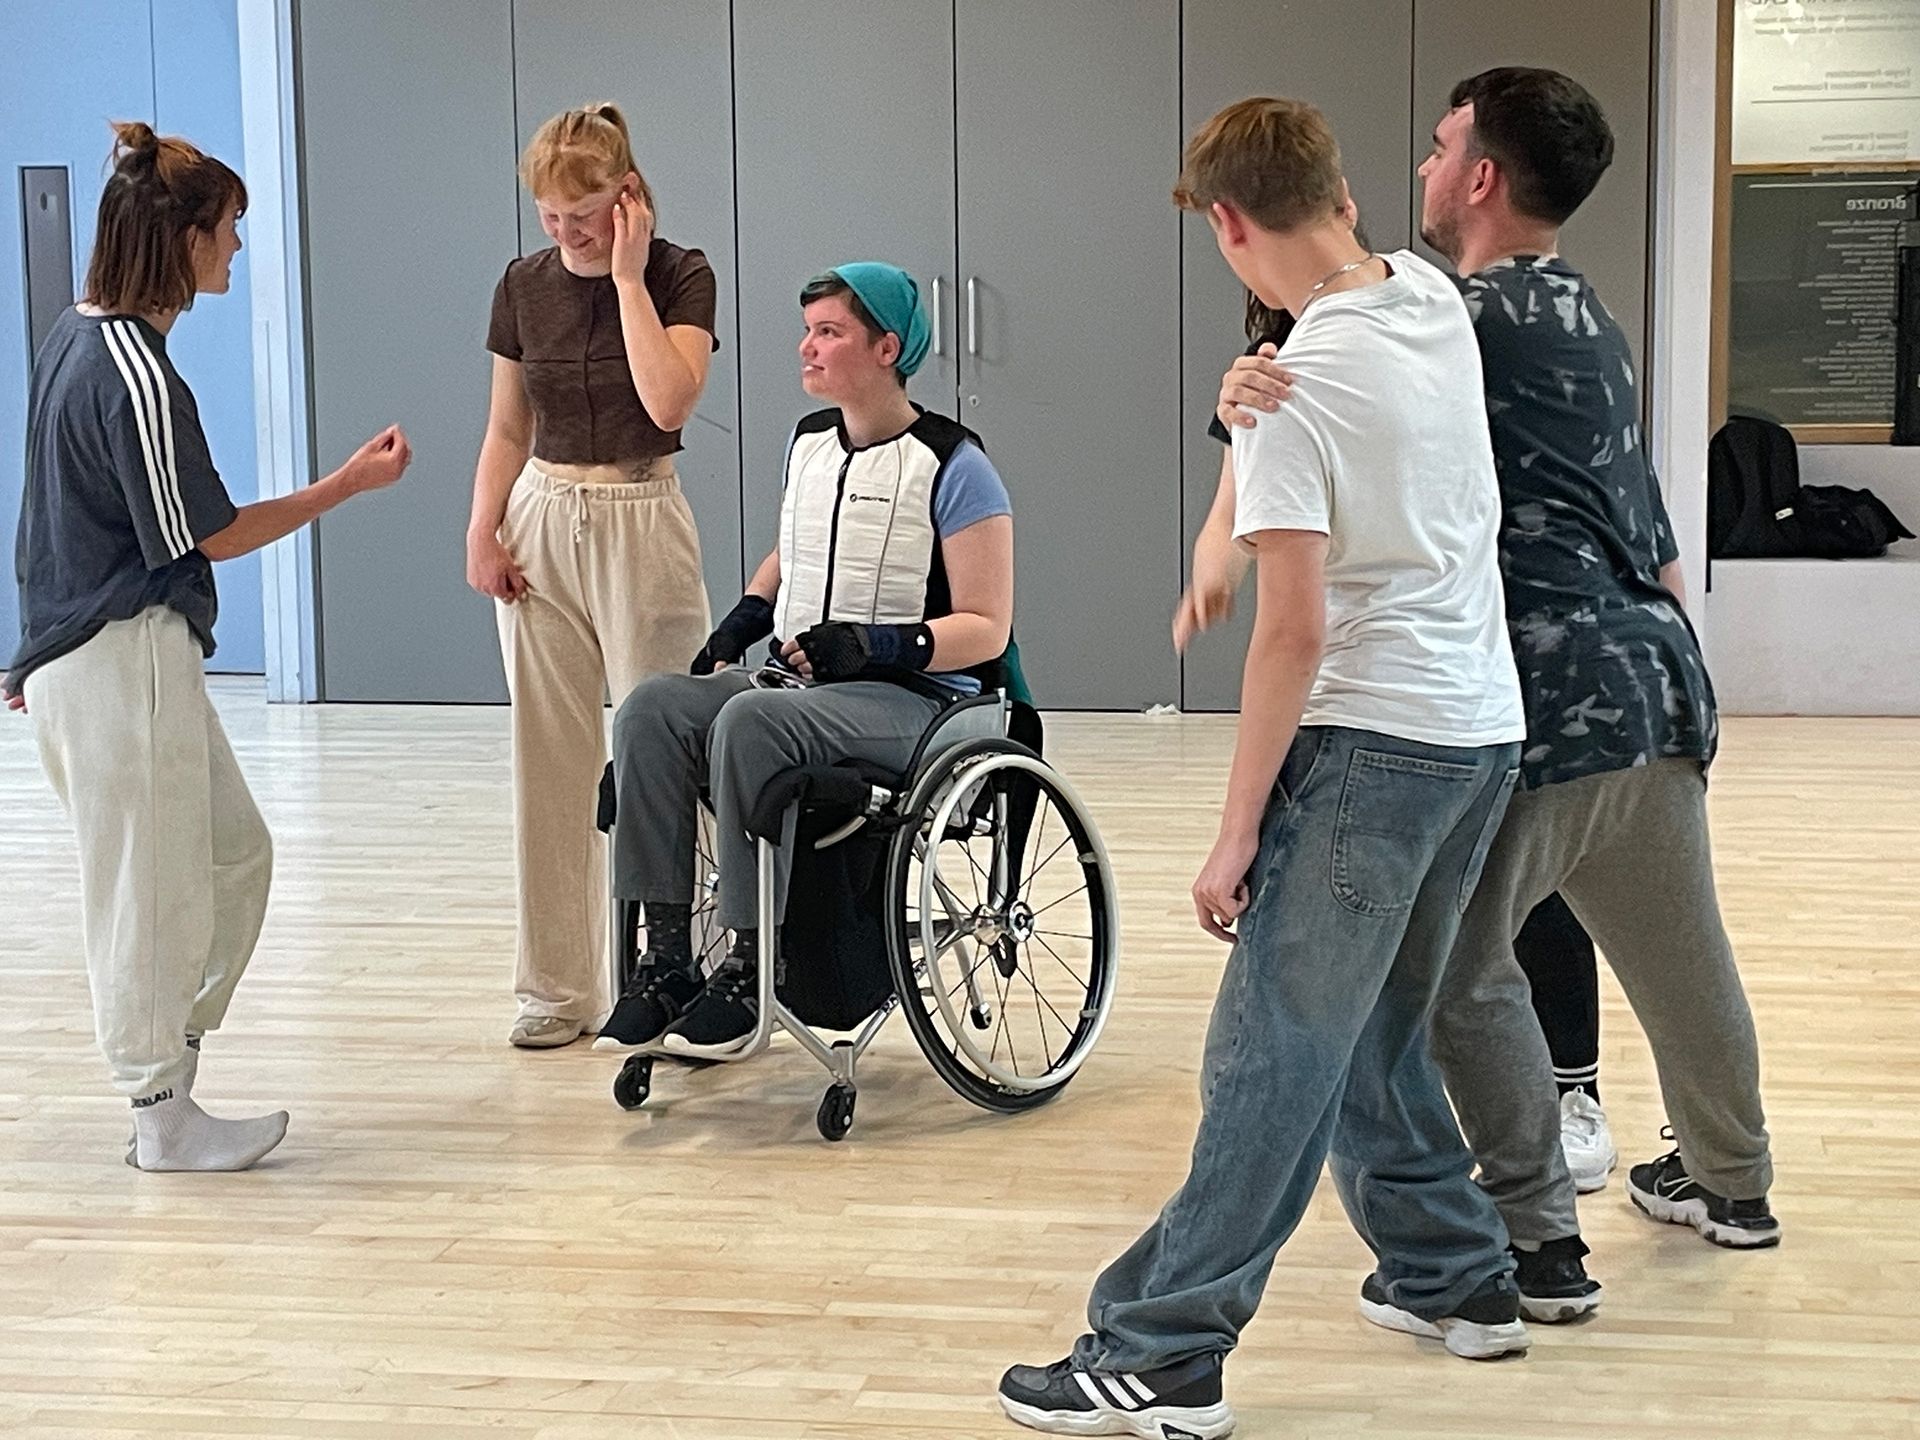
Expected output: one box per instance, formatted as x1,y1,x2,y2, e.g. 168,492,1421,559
884,738,1118,1113
816,1083,857,1141
613,1054,653,1111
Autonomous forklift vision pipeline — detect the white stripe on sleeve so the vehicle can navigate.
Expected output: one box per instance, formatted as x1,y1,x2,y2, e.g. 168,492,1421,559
112,321,191,550
100,321,189,557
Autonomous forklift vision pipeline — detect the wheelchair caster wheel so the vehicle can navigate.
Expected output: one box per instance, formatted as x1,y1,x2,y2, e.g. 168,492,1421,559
613,1054,653,1111
968,1002,993,1030
817,1083,856,1141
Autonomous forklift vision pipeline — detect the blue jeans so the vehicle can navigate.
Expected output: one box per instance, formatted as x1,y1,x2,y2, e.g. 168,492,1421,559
1076,726,1522,1372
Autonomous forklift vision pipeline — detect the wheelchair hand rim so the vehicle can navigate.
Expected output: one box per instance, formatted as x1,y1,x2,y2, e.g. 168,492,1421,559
916,751,1119,1094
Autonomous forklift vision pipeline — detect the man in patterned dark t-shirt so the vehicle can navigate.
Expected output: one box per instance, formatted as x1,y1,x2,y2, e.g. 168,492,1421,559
1220,70,1781,1294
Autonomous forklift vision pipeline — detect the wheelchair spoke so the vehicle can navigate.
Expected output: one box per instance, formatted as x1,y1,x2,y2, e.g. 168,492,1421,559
1032,931,1092,993
959,837,995,899
1027,884,1089,921
1019,831,1078,904
1016,949,1079,1057
1023,949,1057,1071
989,954,1017,1073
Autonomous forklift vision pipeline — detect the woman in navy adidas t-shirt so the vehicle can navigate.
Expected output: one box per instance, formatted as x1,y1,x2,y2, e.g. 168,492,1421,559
3,123,408,1170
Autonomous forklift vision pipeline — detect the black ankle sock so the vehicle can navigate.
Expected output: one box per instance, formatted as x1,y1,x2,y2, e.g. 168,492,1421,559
645,902,695,974
1557,1080,1602,1106
728,929,782,982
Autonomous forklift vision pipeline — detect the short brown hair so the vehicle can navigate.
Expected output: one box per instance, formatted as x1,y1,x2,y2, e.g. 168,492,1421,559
84,121,247,316
520,102,655,213
1173,98,1344,234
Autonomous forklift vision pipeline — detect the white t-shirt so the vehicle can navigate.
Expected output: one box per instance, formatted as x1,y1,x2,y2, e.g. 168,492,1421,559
1231,249,1525,749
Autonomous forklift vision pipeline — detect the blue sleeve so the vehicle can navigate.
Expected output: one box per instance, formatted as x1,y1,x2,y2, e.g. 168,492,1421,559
932,441,1011,539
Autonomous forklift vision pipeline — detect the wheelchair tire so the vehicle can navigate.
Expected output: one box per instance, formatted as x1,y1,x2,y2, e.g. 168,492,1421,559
883,738,1119,1114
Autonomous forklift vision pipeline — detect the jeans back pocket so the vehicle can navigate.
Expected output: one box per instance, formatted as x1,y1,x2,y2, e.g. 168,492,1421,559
1330,748,1483,917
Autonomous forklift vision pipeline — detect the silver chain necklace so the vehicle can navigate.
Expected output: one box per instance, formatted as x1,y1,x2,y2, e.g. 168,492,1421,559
1303,254,1379,307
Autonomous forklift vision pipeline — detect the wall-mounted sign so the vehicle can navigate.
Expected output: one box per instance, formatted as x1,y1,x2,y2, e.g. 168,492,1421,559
1733,0,1920,166
1729,170,1918,427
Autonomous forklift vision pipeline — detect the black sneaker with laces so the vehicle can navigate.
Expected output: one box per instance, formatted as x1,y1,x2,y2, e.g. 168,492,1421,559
594,962,704,1050
996,1352,1235,1439
659,964,759,1057
1358,1272,1531,1360
1627,1146,1781,1249
1511,1236,1603,1323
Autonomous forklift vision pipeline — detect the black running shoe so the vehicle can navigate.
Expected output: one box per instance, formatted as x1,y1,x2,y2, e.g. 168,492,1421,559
1512,1236,1603,1323
1358,1272,1531,1360
593,963,703,1051
997,1352,1235,1438
1627,1146,1781,1249
659,965,759,1057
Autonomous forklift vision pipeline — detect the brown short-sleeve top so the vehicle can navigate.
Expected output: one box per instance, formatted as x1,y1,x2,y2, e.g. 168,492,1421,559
486,239,719,463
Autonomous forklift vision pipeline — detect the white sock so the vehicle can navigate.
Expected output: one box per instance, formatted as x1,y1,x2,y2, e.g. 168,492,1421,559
130,1095,289,1172
126,1042,201,1156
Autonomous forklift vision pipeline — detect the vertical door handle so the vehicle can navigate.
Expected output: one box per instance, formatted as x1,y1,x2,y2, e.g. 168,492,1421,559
966,276,980,357
931,276,945,357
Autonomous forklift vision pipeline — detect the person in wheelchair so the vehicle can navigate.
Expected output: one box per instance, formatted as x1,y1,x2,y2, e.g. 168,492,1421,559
600,261,1013,1058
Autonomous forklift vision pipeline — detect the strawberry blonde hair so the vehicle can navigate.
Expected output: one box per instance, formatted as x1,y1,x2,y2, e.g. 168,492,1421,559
519,102,654,212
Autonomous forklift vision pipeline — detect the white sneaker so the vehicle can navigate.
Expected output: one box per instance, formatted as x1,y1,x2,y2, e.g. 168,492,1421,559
1560,1088,1617,1194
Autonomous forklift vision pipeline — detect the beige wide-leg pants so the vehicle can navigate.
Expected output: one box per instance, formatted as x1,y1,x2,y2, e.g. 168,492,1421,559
495,458,711,1025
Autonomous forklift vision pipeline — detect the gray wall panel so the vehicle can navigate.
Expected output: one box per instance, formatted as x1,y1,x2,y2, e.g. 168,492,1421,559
731,0,958,575
302,0,521,700
1411,0,1654,371
1179,0,1415,710
512,0,742,617
956,0,1182,710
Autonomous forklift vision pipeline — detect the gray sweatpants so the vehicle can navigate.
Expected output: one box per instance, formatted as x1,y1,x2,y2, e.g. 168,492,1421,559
610,671,942,932
1432,757,1773,1242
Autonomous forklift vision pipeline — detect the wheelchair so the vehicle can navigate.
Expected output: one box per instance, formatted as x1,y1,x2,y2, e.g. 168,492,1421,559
594,676,1120,1140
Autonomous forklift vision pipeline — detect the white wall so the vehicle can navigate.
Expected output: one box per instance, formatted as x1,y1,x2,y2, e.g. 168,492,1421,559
1650,0,1720,652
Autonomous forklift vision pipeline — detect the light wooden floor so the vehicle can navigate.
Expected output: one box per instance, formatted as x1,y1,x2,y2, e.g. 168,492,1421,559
2,688,1917,1439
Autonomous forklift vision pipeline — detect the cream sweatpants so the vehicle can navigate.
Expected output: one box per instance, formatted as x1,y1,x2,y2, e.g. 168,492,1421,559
496,458,711,1024
24,607,274,1101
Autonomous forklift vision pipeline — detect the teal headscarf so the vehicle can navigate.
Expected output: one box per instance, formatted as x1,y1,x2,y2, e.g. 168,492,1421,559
830,261,932,378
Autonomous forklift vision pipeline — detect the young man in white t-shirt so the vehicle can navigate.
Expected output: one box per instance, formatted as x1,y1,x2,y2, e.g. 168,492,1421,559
996,99,1529,1439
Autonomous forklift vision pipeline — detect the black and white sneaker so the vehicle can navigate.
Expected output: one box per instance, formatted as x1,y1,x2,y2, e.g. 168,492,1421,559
1511,1236,1603,1323
1358,1273,1531,1360
593,963,703,1051
996,1353,1235,1438
658,965,759,1058
1627,1147,1781,1249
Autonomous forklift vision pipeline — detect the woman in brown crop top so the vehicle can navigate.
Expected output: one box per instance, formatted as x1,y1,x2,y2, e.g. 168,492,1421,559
465,103,718,1050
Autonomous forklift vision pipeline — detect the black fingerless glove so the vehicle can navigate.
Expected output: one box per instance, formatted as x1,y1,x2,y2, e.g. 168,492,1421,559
692,594,775,674
794,621,935,681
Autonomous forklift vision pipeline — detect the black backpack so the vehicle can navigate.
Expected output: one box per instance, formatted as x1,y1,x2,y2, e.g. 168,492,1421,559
1708,415,1804,557
1709,415,1914,560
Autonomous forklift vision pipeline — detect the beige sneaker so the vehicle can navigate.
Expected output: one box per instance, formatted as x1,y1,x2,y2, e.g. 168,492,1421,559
509,1015,584,1049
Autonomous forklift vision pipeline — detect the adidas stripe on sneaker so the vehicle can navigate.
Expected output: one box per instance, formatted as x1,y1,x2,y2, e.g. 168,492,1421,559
997,1352,1236,1438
